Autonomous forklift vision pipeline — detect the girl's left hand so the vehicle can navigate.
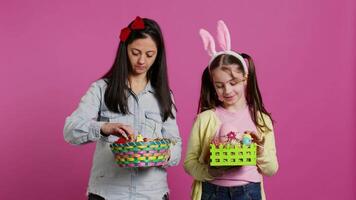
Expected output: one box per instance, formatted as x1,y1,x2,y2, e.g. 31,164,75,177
245,131,263,144
245,131,264,155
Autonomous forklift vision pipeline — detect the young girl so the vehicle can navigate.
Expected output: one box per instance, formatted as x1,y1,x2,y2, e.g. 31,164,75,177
184,20,278,200
64,16,182,200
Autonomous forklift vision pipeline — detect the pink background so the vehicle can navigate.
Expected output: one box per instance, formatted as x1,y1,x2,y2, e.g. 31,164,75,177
1,0,355,199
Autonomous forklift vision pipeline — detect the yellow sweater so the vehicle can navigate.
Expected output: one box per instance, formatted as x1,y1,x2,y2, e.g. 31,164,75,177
184,110,278,200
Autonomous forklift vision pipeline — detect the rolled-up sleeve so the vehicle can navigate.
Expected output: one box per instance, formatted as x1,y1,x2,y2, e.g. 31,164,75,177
64,81,105,145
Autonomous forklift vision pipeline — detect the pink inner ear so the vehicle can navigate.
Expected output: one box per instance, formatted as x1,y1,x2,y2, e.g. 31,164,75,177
217,20,231,51
199,29,216,56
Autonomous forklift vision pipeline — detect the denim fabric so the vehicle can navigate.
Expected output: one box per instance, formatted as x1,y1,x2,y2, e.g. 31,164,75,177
201,182,261,200
64,79,182,200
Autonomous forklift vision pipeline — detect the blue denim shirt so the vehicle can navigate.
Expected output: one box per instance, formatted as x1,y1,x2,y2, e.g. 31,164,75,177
64,79,182,200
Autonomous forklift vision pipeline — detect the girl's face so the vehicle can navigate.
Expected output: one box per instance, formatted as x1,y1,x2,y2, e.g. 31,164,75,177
127,35,158,77
211,64,247,110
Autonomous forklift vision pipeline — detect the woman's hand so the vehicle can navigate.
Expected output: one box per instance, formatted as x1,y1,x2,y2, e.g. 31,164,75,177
100,122,133,139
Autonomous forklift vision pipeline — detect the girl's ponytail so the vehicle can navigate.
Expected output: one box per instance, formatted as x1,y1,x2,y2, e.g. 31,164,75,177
198,67,220,113
241,53,274,132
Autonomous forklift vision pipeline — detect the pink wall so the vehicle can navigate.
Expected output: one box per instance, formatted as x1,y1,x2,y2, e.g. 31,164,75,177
1,0,355,199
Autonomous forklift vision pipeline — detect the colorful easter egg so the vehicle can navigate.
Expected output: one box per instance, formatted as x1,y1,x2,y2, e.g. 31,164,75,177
242,134,252,145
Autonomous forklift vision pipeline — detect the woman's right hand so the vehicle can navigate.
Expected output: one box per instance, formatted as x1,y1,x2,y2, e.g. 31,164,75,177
100,122,134,140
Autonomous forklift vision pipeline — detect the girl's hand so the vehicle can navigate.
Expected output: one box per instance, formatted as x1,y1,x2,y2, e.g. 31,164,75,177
246,131,263,145
245,131,264,155
208,167,224,177
208,166,233,177
100,123,133,140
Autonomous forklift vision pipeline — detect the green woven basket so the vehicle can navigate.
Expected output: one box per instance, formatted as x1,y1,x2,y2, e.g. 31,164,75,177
110,139,171,168
210,143,257,166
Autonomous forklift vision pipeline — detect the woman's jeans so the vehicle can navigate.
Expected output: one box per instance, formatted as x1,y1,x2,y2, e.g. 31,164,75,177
201,182,261,200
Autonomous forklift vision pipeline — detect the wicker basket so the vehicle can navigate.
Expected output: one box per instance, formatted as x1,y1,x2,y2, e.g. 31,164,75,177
110,139,171,168
210,143,257,166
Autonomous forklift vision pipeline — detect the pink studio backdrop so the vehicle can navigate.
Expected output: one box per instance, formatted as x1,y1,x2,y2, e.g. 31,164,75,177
1,0,355,199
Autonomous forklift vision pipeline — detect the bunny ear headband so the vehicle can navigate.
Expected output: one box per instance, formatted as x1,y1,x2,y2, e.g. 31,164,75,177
199,20,248,75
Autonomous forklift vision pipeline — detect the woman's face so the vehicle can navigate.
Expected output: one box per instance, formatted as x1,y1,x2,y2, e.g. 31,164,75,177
127,35,158,77
211,64,247,109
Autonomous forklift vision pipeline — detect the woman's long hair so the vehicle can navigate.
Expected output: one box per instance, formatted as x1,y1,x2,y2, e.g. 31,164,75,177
102,18,175,121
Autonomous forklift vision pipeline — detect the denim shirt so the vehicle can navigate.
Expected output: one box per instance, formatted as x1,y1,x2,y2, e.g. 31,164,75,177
64,79,182,200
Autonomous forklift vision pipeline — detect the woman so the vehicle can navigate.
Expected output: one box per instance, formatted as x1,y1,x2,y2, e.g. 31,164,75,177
64,16,182,200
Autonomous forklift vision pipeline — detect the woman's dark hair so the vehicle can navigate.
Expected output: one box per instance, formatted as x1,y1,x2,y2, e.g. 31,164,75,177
198,54,273,131
102,18,175,121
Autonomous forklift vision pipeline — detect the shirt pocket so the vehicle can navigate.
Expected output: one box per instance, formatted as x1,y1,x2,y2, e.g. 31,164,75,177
100,111,130,124
143,111,163,138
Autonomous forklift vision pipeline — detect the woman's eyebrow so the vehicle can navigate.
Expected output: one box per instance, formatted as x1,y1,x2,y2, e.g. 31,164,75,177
131,48,156,53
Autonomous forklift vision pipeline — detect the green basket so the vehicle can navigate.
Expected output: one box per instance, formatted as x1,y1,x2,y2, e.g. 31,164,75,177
210,143,257,166
110,139,171,168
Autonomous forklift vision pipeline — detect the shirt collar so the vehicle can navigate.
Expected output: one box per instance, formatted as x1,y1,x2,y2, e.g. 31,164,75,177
128,81,155,95
144,81,155,93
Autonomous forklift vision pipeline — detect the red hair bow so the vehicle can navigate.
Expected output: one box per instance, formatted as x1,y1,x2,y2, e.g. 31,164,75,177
119,16,145,42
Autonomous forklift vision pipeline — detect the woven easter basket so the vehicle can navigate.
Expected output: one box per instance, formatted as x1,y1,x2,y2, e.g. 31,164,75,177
210,143,257,166
110,138,171,168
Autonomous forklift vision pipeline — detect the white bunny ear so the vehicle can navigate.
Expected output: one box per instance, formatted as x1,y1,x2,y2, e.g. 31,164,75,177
199,29,216,56
217,20,231,51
